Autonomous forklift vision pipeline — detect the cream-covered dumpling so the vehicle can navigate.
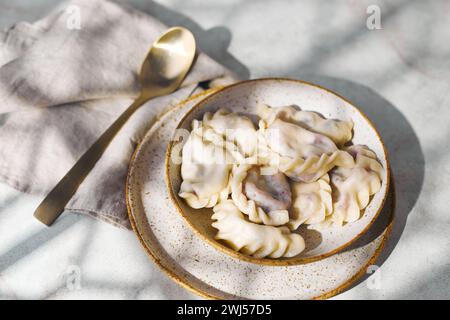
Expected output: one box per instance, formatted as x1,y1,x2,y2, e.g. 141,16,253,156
212,201,305,258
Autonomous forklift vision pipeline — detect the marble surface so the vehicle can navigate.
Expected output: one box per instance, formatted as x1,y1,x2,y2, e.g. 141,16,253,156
1,0,449,299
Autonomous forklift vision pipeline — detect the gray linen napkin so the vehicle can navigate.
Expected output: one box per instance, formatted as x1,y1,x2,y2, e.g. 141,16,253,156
0,0,236,228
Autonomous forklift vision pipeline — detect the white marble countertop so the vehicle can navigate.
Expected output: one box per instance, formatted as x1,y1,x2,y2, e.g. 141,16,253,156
1,0,449,299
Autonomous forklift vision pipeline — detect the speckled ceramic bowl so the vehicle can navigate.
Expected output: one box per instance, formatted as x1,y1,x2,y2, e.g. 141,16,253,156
166,78,390,266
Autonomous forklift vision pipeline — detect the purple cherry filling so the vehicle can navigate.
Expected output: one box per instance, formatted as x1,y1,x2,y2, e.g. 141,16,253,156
243,167,292,213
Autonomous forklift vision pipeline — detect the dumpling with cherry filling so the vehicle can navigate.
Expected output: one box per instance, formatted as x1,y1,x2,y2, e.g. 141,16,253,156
230,165,291,226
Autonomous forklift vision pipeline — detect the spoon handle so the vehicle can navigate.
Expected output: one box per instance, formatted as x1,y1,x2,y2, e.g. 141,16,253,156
34,95,148,226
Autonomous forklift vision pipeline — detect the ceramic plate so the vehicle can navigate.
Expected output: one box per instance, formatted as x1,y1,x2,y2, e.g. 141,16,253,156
166,79,390,265
126,86,395,299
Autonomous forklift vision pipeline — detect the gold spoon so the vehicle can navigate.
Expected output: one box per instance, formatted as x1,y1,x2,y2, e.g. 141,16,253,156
34,27,196,226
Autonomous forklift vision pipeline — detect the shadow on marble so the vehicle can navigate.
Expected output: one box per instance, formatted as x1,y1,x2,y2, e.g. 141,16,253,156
0,214,81,272
121,0,250,80
391,263,450,299
0,193,21,214
0,113,9,126
0,0,250,198
295,74,425,289
40,274,196,300
0,0,250,299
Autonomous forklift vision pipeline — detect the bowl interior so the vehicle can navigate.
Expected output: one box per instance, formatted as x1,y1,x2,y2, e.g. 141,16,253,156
166,78,389,265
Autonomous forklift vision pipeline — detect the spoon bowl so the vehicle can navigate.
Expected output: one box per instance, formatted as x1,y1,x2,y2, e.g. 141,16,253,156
140,27,196,99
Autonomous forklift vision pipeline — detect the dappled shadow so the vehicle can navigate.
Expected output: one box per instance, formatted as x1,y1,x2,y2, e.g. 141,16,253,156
300,75,424,257
42,274,197,299
0,0,249,216
392,263,450,299
0,0,438,299
293,75,424,291
0,0,250,299
289,76,424,286
0,113,9,127
0,193,21,215
293,0,418,76
121,0,250,80
0,214,81,272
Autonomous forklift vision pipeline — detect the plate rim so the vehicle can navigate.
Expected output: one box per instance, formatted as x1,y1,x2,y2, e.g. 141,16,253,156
126,85,396,299
165,77,391,266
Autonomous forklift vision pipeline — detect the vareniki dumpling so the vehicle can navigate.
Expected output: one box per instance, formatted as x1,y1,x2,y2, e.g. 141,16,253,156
177,106,385,260
212,201,305,258
288,174,333,230
244,166,292,213
230,164,290,226
321,145,384,227
202,108,259,162
261,117,338,159
257,104,353,146
258,117,354,182
178,121,232,209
